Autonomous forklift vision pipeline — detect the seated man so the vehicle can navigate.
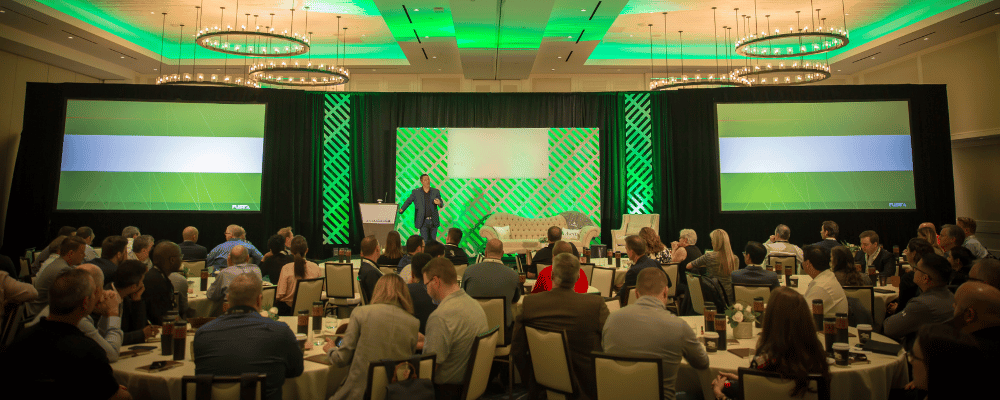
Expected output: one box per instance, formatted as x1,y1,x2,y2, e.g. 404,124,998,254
407,253,437,334
178,226,208,261
855,230,896,277
731,241,780,289
939,224,966,255
129,235,155,270
512,253,610,400
358,236,384,304
603,268,709,400
397,235,424,272
883,253,955,349
532,241,589,294
812,220,840,251
618,235,666,307
113,260,159,345
77,226,98,262
90,236,129,286
206,224,264,272
401,241,442,283
207,245,262,302
422,258,489,399
801,245,848,318
28,235,88,319
763,224,804,268
529,226,579,279
195,273,304,400
957,217,990,260
0,268,131,399
953,282,1000,359
144,241,186,324
463,239,522,332
970,259,1000,289
444,228,470,266
29,225,77,274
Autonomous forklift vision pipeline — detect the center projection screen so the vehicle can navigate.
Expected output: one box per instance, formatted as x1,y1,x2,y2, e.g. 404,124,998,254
717,101,917,212
56,100,266,212
395,127,600,247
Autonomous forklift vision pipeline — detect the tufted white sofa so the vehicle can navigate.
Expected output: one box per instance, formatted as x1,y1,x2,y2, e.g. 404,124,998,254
478,212,601,253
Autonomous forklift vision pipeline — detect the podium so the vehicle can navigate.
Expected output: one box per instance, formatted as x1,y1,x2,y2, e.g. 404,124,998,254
359,203,398,249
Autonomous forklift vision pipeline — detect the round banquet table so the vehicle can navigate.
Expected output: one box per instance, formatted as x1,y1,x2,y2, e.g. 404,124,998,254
113,316,349,400
674,315,909,400
787,274,899,326
185,276,222,318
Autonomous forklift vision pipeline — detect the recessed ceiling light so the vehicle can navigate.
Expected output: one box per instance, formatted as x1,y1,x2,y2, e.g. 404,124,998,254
150,12,154,14
414,8,419,11
837,69,841,71
568,36,572,38
68,36,73,39
557,56,562,58
924,37,929,40
630,35,633,37
581,9,586,12
425,36,429,38
432,56,437,58
871,56,875,59
551,68,555,71
438,68,441,71
372,69,376,71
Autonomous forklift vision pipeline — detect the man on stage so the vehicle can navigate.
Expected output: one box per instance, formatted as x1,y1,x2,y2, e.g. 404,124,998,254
399,174,445,243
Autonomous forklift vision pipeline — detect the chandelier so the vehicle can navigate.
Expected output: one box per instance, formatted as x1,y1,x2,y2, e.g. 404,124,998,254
249,11,351,87
650,9,749,91
196,6,309,57
731,60,831,85
735,1,848,58
155,10,257,88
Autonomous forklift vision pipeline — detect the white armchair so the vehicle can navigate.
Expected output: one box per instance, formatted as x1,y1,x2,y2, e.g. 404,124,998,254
611,214,660,252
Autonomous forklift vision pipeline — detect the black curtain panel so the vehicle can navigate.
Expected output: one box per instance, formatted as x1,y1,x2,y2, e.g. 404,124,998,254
652,85,954,261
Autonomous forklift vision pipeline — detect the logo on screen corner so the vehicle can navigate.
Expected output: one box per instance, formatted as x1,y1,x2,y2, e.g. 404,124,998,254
232,204,251,210
888,203,907,208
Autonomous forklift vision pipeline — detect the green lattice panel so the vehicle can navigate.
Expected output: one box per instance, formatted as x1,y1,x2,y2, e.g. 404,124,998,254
624,93,654,214
322,93,351,245
395,127,600,250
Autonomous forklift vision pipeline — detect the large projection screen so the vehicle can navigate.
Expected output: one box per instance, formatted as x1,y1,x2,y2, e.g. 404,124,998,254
56,100,266,211
717,101,917,212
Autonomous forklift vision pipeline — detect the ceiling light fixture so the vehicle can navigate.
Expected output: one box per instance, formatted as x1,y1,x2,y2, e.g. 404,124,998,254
196,4,308,57
735,0,848,58
651,8,749,90
158,5,257,88
250,11,350,87
730,1,833,86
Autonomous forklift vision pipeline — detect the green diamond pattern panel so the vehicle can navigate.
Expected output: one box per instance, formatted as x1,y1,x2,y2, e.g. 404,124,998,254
395,128,600,250
322,93,351,245
624,92,654,215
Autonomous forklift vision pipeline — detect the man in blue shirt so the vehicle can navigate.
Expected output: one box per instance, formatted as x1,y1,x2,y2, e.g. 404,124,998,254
731,241,780,289
206,224,264,271
194,273,304,400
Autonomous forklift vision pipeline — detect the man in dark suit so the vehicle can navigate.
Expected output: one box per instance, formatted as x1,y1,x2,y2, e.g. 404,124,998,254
399,173,445,243
444,228,469,266
731,241,780,289
855,230,896,276
528,226,579,278
178,226,208,261
512,253,609,399
813,220,841,251
618,235,664,307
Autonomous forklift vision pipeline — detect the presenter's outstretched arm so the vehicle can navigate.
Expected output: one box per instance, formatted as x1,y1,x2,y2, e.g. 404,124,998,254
399,190,415,214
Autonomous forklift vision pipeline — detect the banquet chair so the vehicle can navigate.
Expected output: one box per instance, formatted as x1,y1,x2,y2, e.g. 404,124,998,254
591,266,616,299
733,283,773,306
581,263,595,285
18,257,29,279
526,326,576,400
454,264,468,282
661,263,679,298
261,286,277,310
325,262,360,317
686,274,706,315
379,266,396,275
592,352,663,400
738,367,829,400
767,253,799,274
183,260,207,278
460,326,500,400
94,248,102,258
181,373,266,400
365,353,437,400
1,302,26,352
622,286,639,306
473,297,514,397
290,277,324,315
843,286,876,324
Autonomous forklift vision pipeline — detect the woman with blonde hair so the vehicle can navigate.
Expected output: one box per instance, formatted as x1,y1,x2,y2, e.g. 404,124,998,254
275,235,321,315
917,226,945,256
639,227,671,263
690,229,738,303
324,274,419,400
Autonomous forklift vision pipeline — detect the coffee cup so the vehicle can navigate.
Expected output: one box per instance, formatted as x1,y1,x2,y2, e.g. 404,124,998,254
832,342,850,366
788,276,799,287
857,324,873,344
704,332,719,352
295,333,307,351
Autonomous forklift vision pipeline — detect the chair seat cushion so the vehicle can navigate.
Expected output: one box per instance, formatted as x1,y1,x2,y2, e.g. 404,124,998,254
494,345,511,357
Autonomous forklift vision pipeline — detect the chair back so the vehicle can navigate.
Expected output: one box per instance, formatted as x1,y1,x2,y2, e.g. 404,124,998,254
461,326,501,400
94,248,102,258
843,286,876,323
525,326,575,397
379,266,396,276
591,266,616,298
767,253,798,274
181,373,265,400
622,286,639,306
365,353,437,400
324,262,355,299
1,302,26,352
261,286,277,310
473,297,509,345
23,248,35,265
291,277,324,315
738,367,829,400
592,352,664,400
18,257,30,279
183,261,207,278
454,264,468,282
733,284,773,306
686,274,705,315
660,263,679,298
580,263,595,285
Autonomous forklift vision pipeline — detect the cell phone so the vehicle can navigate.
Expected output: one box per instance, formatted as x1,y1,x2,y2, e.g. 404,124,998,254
150,361,169,370
130,345,157,351
335,336,344,347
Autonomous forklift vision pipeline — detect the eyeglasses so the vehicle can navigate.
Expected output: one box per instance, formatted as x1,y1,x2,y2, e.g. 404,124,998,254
905,350,924,363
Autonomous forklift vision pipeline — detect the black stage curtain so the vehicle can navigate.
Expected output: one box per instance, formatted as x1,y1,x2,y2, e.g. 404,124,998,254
652,85,955,259
1,83,325,259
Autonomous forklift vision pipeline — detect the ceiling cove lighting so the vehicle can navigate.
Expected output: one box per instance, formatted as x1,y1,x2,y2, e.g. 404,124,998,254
157,7,258,88
651,8,749,91
196,5,309,57
734,0,848,58
250,12,350,87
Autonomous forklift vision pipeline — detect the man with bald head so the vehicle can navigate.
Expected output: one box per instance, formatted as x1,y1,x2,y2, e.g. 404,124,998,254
463,239,522,330
143,241,184,324
179,226,208,261
531,241,590,294
970,259,1000,289
952,282,1000,358
206,224,264,272
194,273,303,400
528,226,580,278
207,245,263,302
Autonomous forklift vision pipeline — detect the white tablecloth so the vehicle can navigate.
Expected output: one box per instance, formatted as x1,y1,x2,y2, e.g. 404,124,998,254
113,317,349,400
787,274,899,324
675,316,909,400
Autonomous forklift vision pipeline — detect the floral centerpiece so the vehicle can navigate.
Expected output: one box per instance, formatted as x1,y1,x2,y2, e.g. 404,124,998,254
840,241,861,256
724,303,757,339
260,301,280,321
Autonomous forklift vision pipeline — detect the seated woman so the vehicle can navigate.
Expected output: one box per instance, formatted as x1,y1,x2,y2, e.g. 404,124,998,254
689,229,738,303
532,241,588,293
640,227,671,263
712,287,830,400
377,230,405,267
946,246,974,286
324,274,419,400
831,246,872,286
275,235,321,315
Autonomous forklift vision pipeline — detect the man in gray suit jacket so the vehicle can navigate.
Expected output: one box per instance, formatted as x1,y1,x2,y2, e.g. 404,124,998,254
399,174,445,243
883,253,955,349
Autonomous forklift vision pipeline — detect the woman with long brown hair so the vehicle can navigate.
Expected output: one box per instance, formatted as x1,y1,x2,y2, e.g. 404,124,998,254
377,230,404,266
690,229,738,303
831,245,872,286
713,287,831,399
639,227,671,263
275,235,321,314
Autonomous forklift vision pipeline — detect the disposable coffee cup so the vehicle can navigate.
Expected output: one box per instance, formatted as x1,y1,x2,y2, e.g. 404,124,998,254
857,324,873,344
789,277,799,288
295,333,307,351
833,343,850,366
704,332,719,352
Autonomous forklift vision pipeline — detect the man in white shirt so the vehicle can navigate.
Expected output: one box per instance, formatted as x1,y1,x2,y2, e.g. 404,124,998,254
957,217,990,259
763,224,804,268
802,245,848,317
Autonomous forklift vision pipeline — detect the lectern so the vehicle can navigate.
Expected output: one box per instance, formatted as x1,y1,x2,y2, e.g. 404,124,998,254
359,202,398,248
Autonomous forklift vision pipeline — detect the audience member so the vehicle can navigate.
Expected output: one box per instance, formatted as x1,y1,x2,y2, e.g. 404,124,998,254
812,220,840,251
0,270,37,320
0,255,15,278
205,224,264,271
122,226,140,240
397,234,424,272
194,273,303,400
533,241,589,294
402,241,444,283
77,226,98,261
0,268,131,399
670,228,702,271
856,230,895,276
952,281,1000,359
938,224,965,254
690,229,738,302
276,236,321,315
358,236,383,304
763,224,804,268
969,258,1000,289
529,226,579,278
884,253,955,349
891,237,937,314
376,230,405,267
325,274,419,400
801,245,847,317
639,227,671,263
113,260,158,345
618,235,667,306
27,235,87,319
463,239,521,332
947,246,974,286
512,253,609,400
260,234,294,284
422,258,489,399
129,234,154,269
902,324,988,399
832,246,872,286
178,226,208,261
714,287,830,399
917,226,945,256
277,226,294,253
604,267,709,400
407,253,437,334
90,236,128,286
956,217,990,259
207,245,262,302
444,228,470,266
731,241,779,289
31,234,65,275
143,241,185,324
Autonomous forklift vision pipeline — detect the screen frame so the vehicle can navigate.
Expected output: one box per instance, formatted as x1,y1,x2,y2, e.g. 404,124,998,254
713,99,919,214
52,97,269,214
